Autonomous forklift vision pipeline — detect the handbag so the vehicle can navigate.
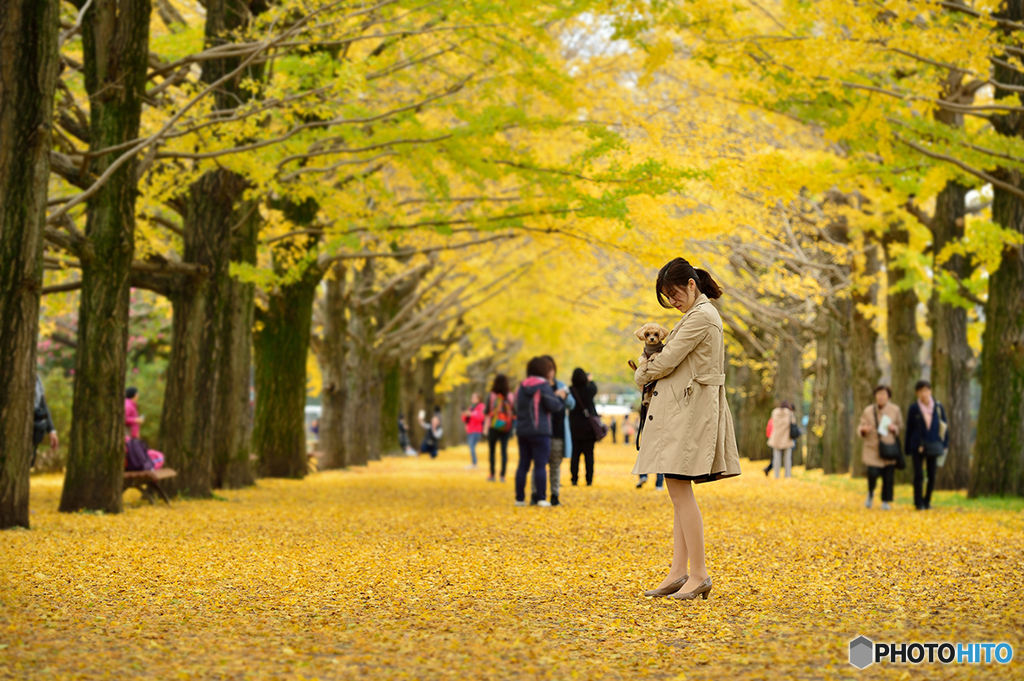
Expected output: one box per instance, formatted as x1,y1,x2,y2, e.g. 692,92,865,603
572,387,608,441
789,421,802,441
873,406,905,469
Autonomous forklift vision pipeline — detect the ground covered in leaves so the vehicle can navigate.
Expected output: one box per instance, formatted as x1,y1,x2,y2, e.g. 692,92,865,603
3,443,1023,680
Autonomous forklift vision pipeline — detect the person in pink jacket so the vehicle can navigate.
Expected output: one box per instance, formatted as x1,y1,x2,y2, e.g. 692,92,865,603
125,386,143,439
461,393,486,469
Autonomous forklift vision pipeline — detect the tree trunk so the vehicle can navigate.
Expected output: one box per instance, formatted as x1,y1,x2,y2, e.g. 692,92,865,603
201,0,265,490
160,171,246,497
971,215,1024,495
972,13,1024,495
849,248,881,479
0,0,60,529
930,181,973,490
811,305,853,474
402,358,421,450
380,359,403,456
735,364,773,462
253,271,319,479
774,330,804,466
211,204,257,489
61,0,151,514
883,226,923,485
317,264,349,469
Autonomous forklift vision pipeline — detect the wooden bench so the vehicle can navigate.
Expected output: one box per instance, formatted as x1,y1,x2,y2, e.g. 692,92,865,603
123,468,177,505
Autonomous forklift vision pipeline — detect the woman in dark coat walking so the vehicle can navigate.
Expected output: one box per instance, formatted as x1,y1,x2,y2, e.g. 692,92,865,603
568,368,599,486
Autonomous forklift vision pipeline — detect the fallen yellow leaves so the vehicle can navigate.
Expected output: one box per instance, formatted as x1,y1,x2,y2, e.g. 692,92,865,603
2,443,1023,679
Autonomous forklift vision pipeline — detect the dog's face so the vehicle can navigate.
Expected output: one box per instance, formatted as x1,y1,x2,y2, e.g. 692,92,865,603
634,323,669,345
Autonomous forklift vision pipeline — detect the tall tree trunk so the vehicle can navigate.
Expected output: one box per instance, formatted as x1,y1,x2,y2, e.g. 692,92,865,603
735,364,773,462
774,330,804,466
883,226,923,484
61,0,151,514
402,358,421,449
811,305,853,474
930,181,973,490
380,359,403,456
971,199,1024,495
201,0,265,490
253,270,319,479
160,172,246,497
849,248,881,479
0,0,60,529
972,8,1024,495
317,264,349,469
211,203,257,489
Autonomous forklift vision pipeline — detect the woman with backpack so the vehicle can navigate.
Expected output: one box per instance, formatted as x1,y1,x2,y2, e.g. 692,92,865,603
485,374,515,482
568,368,600,486
513,357,566,506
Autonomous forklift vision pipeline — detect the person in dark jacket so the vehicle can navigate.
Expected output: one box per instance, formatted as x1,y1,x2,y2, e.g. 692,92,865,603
514,357,566,507
32,374,59,468
568,368,599,486
904,380,948,510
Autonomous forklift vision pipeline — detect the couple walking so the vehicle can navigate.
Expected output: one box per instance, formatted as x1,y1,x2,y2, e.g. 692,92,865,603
858,379,949,511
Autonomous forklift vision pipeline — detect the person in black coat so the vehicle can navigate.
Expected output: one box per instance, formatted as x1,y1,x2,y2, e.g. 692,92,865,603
568,368,599,486
904,380,949,510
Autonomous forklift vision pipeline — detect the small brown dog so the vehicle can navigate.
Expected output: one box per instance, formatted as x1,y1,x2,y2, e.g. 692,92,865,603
635,323,670,358
631,323,670,410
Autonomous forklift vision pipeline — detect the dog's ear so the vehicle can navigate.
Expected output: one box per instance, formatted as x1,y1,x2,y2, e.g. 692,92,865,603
657,326,670,341
634,325,648,341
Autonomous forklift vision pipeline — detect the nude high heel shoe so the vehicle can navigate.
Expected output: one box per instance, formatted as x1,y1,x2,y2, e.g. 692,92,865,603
644,575,688,598
670,577,712,601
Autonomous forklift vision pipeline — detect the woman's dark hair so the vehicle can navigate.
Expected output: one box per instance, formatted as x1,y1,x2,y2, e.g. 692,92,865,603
526,356,554,378
915,379,931,392
126,387,138,399
656,257,723,307
780,399,794,410
541,354,557,377
491,373,510,397
874,385,892,397
571,367,589,390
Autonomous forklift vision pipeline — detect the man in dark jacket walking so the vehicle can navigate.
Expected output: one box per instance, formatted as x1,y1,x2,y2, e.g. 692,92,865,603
905,380,949,510
514,357,567,507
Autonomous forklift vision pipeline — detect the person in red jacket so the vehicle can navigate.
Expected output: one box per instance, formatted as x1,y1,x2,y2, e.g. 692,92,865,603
461,393,486,469
125,387,143,438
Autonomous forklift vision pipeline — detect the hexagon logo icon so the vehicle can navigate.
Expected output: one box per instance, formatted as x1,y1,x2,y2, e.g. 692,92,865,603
849,636,874,669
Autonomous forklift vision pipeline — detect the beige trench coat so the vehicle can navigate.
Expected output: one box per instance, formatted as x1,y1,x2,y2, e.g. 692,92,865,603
766,407,795,450
631,295,741,482
858,402,904,468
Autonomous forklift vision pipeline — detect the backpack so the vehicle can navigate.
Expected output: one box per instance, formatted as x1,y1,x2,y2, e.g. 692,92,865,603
490,393,514,433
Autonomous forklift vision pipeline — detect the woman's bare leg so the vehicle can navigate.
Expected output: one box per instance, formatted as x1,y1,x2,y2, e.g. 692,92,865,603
655,495,688,589
667,478,708,591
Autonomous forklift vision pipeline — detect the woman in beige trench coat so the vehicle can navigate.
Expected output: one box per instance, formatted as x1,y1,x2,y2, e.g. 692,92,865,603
634,258,741,602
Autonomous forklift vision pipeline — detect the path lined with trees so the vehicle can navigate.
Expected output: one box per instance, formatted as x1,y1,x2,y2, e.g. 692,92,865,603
4,1,1024,529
